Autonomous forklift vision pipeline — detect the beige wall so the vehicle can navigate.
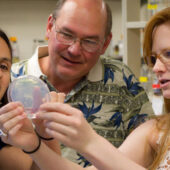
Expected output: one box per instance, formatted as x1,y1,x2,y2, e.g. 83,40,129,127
0,0,122,60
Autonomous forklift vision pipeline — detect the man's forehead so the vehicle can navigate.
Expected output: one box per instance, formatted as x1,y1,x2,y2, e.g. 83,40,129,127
55,0,107,39
58,0,106,23
62,0,105,12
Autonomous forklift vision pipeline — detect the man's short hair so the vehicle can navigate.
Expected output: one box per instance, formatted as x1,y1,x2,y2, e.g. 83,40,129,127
52,0,112,38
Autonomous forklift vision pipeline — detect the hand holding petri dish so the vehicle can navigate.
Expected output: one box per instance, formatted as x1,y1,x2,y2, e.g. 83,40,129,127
7,75,51,119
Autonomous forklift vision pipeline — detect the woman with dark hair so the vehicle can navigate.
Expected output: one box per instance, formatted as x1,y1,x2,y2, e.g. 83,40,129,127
0,29,62,170
0,29,12,141
0,29,12,107
0,29,36,169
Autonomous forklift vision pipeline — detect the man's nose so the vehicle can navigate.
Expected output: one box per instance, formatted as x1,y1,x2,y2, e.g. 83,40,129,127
67,39,82,56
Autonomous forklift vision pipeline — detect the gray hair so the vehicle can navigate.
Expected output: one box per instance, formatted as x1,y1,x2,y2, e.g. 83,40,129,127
52,0,112,38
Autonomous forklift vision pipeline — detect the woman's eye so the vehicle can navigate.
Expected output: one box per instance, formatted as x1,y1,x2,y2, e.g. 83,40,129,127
0,64,9,71
150,55,156,65
163,50,170,59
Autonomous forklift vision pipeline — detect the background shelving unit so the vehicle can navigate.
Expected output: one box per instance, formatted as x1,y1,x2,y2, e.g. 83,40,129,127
122,0,145,78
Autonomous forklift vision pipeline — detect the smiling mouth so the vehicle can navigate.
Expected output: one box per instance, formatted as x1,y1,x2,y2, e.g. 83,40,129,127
160,80,170,85
62,56,81,64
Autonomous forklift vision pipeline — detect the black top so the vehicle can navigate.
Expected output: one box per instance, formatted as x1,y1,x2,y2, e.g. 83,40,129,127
0,139,7,149
0,90,9,150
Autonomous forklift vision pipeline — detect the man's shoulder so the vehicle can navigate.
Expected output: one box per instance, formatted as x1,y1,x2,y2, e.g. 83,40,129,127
102,57,135,76
99,57,139,86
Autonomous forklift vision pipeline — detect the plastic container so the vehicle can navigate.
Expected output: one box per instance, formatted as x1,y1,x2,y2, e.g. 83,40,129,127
7,75,51,119
10,36,20,63
152,83,161,95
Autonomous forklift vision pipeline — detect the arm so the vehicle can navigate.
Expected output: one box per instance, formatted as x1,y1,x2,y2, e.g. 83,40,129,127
0,101,153,170
37,102,153,170
0,101,61,170
30,139,61,170
29,141,96,170
27,138,145,170
0,102,35,170
0,146,32,170
80,134,147,170
118,119,156,167
30,92,64,170
0,92,63,170
85,120,156,169
0,103,94,170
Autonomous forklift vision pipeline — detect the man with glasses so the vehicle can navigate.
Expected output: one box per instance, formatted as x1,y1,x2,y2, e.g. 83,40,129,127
11,0,153,167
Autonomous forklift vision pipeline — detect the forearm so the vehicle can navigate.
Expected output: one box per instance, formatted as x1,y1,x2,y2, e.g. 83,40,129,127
30,138,61,170
43,139,61,154
79,134,146,170
31,123,61,169
30,142,87,170
0,146,33,170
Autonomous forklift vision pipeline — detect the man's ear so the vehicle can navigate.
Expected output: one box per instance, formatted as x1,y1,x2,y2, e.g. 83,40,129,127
101,33,112,55
46,15,54,39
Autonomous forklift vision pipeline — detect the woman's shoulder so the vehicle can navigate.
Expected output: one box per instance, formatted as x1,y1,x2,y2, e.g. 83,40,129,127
129,119,158,150
133,119,157,134
146,116,168,151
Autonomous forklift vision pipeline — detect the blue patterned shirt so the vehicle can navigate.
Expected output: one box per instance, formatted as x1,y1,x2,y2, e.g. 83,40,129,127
11,46,154,167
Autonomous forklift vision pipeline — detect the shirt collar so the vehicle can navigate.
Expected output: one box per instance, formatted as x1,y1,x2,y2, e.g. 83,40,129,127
27,45,48,77
87,57,104,82
28,45,104,81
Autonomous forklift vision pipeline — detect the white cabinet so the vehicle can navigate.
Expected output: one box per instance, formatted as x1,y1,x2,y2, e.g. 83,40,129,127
122,0,145,78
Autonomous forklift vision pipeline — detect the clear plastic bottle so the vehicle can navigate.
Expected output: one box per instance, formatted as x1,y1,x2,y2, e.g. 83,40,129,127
10,37,20,63
151,75,163,115
139,61,149,92
152,74,162,96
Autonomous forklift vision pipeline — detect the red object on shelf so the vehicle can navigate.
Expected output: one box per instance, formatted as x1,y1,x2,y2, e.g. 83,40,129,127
152,84,160,89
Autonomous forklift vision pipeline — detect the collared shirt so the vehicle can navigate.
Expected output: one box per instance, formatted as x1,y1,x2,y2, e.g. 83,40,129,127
11,46,154,167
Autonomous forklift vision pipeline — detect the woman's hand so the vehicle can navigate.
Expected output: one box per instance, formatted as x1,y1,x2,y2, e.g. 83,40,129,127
33,92,65,139
36,103,98,153
0,102,38,152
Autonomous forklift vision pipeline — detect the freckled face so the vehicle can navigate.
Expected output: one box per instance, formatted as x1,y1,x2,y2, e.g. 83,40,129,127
0,37,12,100
152,22,170,99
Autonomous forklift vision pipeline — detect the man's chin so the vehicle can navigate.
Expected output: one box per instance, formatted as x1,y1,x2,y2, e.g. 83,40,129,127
58,72,80,80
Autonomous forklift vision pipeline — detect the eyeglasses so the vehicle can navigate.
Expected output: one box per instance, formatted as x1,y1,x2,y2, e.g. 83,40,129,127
146,48,170,68
54,27,103,53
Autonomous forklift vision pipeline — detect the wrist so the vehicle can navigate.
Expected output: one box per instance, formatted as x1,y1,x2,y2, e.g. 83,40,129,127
35,129,54,141
23,135,41,154
79,132,100,155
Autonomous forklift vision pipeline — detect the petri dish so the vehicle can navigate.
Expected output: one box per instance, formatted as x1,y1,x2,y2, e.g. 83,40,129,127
7,75,51,119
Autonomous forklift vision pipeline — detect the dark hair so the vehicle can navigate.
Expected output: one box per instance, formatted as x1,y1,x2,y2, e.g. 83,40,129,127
0,29,12,58
0,29,12,107
52,0,112,38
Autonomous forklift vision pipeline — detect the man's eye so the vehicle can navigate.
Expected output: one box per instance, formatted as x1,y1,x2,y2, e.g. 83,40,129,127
163,50,170,59
61,32,73,39
83,39,97,45
0,64,9,71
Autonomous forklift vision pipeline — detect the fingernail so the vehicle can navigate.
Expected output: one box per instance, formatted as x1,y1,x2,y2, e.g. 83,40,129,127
19,114,26,119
